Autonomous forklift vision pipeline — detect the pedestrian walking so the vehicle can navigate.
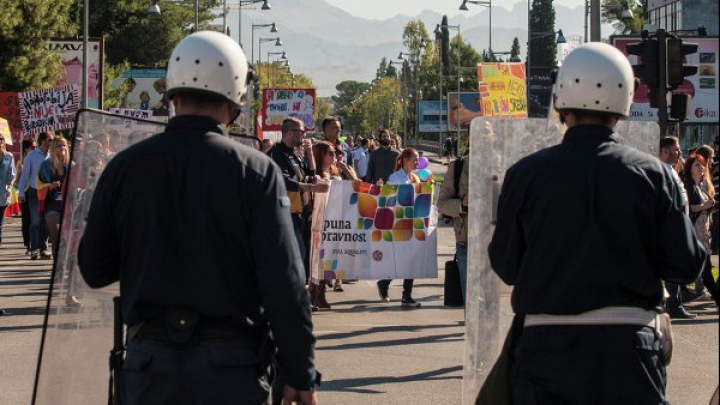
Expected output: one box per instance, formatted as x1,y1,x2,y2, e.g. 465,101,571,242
0,136,15,248
78,31,320,405
487,42,706,405
18,131,54,260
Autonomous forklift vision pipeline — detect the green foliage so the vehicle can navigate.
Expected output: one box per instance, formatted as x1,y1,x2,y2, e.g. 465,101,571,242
0,0,77,91
511,37,522,62
601,0,645,35
347,77,403,135
82,0,223,67
103,60,130,109
529,0,557,69
332,80,372,129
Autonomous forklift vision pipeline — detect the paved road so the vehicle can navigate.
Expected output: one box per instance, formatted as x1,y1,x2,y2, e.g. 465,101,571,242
1,154,717,405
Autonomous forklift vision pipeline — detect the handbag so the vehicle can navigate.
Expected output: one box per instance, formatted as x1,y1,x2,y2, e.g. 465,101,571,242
444,257,464,307
475,314,525,405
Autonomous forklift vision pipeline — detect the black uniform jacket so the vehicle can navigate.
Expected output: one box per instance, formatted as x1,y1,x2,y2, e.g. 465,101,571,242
489,125,707,315
78,115,317,389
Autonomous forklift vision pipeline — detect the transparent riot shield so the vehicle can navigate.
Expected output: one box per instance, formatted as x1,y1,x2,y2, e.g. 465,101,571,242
229,130,261,150
462,117,659,405
32,109,165,405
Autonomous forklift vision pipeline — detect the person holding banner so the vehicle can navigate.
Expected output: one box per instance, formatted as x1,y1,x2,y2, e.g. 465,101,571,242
376,147,422,308
487,42,706,405
78,32,320,405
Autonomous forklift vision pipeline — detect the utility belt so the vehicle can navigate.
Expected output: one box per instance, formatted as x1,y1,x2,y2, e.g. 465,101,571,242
128,307,257,347
524,306,674,364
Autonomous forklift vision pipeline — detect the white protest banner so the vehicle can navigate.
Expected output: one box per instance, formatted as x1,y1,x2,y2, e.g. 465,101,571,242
18,84,80,135
310,180,438,281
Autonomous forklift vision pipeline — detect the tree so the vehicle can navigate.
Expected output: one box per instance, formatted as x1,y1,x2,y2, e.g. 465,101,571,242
347,77,403,136
529,0,557,70
601,0,645,35
82,0,223,67
0,1,77,91
510,37,522,62
332,80,372,131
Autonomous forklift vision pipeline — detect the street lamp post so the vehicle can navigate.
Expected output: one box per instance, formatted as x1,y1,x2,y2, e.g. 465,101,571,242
267,51,287,87
236,0,270,46
258,37,282,87
252,22,278,65
458,0,492,52
439,24,461,147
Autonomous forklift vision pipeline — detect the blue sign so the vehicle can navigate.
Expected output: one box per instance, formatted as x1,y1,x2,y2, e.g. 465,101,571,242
418,101,448,133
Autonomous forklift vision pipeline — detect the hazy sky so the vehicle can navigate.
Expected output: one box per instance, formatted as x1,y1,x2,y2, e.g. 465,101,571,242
324,0,582,20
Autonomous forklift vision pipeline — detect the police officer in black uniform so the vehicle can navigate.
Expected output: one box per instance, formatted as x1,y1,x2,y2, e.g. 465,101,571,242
78,32,319,405
488,42,707,404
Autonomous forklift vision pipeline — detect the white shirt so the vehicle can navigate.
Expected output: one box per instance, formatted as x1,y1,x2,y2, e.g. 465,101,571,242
663,161,688,210
353,147,368,178
387,168,413,185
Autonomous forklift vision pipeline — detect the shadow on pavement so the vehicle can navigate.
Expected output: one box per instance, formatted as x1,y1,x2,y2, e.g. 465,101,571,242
320,365,462,394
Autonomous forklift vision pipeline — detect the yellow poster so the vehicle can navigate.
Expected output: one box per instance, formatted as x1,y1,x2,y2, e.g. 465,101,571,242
0,117,11,144
478,62,528,118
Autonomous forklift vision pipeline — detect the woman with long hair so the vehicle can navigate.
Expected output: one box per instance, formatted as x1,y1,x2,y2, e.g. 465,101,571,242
37,137,68,256
684,154,719,307
307,141,342,309
376,147,422,308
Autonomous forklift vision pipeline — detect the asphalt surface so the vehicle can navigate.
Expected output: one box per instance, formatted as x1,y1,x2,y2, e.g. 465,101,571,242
0,153,717,405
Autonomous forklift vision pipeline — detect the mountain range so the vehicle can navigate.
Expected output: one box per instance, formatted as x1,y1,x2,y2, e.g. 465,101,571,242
230,0,604,96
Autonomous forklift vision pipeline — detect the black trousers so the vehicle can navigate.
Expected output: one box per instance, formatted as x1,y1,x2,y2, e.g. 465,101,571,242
122,337,267,405
513,325,668,405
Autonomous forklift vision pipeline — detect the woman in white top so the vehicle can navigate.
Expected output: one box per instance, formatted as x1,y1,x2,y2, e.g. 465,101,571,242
377,147,422,308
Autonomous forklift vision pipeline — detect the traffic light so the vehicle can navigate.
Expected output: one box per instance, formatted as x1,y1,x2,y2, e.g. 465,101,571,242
627,39,660,88
666,37,698,89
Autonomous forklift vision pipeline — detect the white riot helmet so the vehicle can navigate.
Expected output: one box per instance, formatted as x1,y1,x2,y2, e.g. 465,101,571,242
167,31,252,108
553,42,635,118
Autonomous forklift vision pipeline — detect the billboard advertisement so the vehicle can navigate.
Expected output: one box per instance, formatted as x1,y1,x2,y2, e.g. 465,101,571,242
261,88,316,131
112,68,169,117
612,36,719,123
46,39,104,109
447,92,483,131
418,101,448,133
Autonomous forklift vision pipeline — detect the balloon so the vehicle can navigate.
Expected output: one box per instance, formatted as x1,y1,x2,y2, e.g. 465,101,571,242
417,169,432,181
417,156,429,169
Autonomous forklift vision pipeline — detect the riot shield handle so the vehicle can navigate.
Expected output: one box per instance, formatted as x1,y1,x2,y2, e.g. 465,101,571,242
109,296,124,405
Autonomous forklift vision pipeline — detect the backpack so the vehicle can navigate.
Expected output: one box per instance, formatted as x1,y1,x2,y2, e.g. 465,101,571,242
441,157,464,221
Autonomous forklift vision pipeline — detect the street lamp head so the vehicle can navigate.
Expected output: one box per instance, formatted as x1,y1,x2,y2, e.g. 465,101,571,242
147,0,161,14
280,51,287,59
621,8,634,20
270,22,278,33
261,0,271,10
459,0,469,11
556,29,566,44
275,38,282,46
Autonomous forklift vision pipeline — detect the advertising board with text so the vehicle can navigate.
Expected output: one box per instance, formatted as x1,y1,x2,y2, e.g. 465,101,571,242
46,39,104,109
261,88,316,131
447,92,483,131
612,36,719,123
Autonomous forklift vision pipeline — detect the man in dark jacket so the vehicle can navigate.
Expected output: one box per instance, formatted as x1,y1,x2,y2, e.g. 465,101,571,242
488,42,706,405
78,32,319,405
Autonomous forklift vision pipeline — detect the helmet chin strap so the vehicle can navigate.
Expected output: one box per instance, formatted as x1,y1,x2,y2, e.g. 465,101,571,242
228,107,241,127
